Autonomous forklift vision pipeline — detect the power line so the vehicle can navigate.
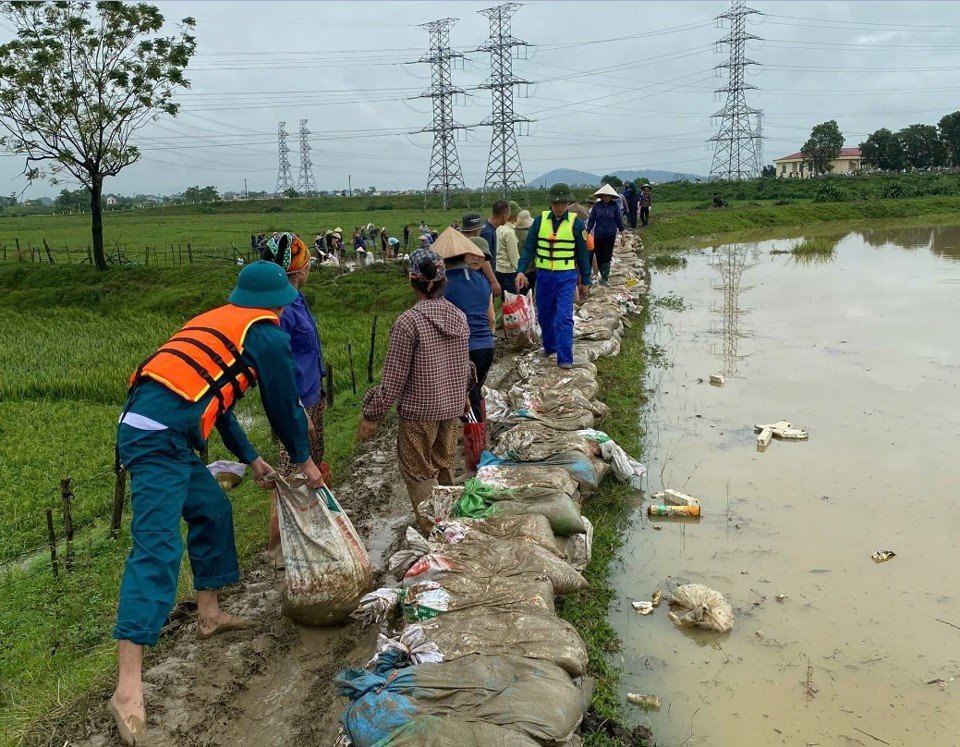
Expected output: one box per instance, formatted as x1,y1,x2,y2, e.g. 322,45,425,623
708,0,763,181
417,17,468,210
477,2,530,204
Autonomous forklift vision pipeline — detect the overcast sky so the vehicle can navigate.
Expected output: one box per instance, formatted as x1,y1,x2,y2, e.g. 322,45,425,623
1,0,959,198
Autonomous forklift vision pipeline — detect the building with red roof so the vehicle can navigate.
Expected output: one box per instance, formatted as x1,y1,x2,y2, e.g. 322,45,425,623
774,147,864,178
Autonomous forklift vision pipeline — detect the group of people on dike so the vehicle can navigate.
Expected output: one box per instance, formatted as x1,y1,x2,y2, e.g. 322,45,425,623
107,182,634,745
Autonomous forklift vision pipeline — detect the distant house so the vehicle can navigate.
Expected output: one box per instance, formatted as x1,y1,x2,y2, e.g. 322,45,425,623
774,147,863,178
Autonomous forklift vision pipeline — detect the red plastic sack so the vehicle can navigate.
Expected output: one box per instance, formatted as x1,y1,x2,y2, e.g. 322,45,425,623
463,410,486,473
502,291,538,348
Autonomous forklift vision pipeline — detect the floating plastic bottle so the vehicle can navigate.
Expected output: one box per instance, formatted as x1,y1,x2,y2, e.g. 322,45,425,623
648,504,700,518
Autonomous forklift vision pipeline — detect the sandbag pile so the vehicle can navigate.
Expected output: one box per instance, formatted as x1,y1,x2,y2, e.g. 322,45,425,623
335,236,647,747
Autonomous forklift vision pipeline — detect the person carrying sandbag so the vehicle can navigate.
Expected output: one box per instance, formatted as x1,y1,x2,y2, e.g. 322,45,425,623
110,261,322,745
359,248,473,531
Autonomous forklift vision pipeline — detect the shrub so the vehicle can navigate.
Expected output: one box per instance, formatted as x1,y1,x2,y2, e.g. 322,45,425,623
813,183,850,203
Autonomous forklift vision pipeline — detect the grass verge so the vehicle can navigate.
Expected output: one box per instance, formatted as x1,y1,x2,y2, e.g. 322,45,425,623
556,302,653,747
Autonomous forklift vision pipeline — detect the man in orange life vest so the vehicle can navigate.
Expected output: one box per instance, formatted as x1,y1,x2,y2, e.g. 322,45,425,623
109,261,323,745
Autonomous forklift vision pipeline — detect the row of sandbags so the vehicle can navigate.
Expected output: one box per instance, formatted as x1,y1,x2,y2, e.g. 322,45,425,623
334,237,647,747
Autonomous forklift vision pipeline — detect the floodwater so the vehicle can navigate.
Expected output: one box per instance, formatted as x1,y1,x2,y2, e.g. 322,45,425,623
614,224,960,746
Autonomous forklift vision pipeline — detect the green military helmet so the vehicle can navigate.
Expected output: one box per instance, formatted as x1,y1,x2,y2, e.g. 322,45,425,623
228,260,299,309
547,183,575,204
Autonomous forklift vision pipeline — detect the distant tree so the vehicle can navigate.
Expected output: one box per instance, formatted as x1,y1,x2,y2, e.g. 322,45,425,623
897,124,947,169
937,111,960,166
860,128,904,171
283,188,300,199
0,2,196,270
55,188,88,212
0,191,16,209
633,177,651,189
600,174,623,190
801,120,844,176
183,185,219,203
760,165,776,178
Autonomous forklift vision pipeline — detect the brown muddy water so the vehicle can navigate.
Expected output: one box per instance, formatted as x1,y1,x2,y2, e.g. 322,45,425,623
614,225,960,746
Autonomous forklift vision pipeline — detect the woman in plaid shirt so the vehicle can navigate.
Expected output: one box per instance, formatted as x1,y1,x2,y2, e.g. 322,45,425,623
358,248,472,530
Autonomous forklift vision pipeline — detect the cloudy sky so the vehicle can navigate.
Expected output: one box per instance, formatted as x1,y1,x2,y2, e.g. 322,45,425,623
1,0,958,198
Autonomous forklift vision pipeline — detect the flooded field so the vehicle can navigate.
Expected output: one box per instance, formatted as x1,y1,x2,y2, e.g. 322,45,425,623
614,225,960,746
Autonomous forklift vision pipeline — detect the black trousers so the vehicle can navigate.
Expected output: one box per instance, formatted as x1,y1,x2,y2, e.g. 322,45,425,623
628,208,638,229
594,234,616,267
468,347,495,421
640,206,650,226
495,270,517,296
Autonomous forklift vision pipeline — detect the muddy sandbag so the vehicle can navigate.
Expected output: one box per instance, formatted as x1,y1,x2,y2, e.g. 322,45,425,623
554,515,594,572
370,714,540,747
573,317,620,341
493,422,599,461
421,606,589,677
474,465,585,536
336,655,583,747
517,354,596,381
523,367,600,401
408,573,555,618
275,475,372,626
509,386,608,431
436,513,565,556
479,450,600,495
403,539,588,595
573,337,621,362
668,583,735,633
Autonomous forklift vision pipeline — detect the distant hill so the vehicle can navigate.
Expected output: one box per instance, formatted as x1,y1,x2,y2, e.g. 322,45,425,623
528,167,704,188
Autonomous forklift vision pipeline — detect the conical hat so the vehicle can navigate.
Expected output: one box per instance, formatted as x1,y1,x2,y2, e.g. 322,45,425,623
592,183,620,198
431,226,485,259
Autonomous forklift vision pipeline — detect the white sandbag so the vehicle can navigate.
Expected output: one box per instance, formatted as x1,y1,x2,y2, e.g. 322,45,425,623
275,474,372,626
668,583,735,633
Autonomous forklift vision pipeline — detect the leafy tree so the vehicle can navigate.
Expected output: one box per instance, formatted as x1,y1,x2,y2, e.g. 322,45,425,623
283,188,300,199
600,174,623,190
0,2,196,270
0,192,15,209
55,188,88,212
897,124,947,169
760,165,776,178
860,128,904,171
801,120,844,176
633,177,651,188
183,185,219,203
937,111,960,166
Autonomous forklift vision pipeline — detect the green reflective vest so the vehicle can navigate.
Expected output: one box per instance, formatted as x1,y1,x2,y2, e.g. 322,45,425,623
535,210,576,271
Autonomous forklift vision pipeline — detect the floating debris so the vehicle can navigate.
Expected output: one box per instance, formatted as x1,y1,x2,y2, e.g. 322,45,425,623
872,549,896,563
652,489,700,507
651,590,662,607
632,601,655,615
626,693,661,710
775,594,788,603
709,374,725,387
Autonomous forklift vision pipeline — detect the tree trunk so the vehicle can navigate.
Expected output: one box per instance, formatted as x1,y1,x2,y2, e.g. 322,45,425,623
90,176,107,271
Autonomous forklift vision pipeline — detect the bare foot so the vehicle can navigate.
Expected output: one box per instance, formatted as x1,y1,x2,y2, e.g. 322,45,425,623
110,694,146,746
197,612,255,640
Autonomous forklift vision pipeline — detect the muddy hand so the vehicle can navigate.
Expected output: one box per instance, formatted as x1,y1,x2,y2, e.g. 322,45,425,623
358,418,378,442
250,457,277,489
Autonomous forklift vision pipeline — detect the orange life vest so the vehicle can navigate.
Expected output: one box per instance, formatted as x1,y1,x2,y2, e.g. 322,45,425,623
130,304,279,438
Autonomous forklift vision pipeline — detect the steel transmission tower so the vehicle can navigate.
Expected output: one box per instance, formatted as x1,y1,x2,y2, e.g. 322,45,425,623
478,3,531,203
297,119,317,195
275,121,294,195
708,0,763,181
418,18,467,210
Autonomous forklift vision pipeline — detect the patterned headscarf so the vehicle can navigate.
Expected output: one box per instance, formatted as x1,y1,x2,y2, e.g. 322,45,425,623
265,232,310,273
408,248,445,284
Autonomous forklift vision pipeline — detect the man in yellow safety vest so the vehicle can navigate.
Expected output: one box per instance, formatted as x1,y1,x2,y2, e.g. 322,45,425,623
515,183,592,369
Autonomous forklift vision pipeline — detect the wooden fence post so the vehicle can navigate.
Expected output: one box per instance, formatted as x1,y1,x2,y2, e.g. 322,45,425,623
187,243,193,264
43,238,54,263
86,246,92,264
110,469,127,537
326,363,334,409
61,478,74,573
46,509,58,578
348,343,357,395
367,316,378,383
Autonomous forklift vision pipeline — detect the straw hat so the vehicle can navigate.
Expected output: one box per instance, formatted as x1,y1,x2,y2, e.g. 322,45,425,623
431,226,485,259
592,183,620,198
516,210,533,230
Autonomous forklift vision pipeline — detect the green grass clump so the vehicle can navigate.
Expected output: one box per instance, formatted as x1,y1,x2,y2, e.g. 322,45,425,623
556,301,652,747
790,237,838,256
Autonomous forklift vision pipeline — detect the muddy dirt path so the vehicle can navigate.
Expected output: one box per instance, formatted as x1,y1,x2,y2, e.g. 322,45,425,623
65,425,410,747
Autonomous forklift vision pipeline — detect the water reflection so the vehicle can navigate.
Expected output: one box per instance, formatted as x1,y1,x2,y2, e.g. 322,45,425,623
857,223,960,262
708,243,754,377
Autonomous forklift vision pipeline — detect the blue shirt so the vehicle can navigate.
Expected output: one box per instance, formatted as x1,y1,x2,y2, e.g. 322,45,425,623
480,220,498,261
517,211,592,285
443,264,495,352
279,292,325,407
586,199,624,238
126,321,310,464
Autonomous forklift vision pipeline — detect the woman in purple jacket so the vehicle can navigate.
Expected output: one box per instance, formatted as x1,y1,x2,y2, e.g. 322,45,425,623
264,232,326,565
587,184,625,286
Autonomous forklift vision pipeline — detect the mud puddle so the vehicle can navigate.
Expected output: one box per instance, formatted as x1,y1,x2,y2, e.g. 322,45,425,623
615,226,960,746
